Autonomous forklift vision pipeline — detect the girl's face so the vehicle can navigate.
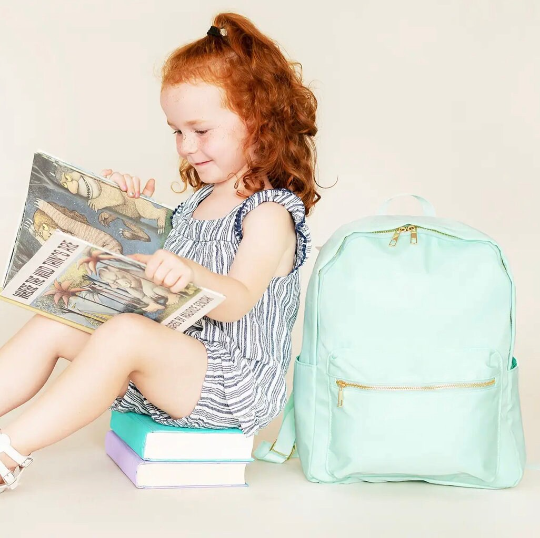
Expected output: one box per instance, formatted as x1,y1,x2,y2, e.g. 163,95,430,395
160,82,251,186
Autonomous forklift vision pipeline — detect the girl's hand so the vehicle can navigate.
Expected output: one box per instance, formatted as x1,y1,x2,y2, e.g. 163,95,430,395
100,169,156,199
126,250,194,293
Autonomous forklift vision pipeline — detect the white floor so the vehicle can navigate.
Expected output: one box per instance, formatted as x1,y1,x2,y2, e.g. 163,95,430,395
2,409,540,538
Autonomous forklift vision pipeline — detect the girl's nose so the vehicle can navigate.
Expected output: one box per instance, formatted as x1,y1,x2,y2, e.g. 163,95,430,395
177,133,198,155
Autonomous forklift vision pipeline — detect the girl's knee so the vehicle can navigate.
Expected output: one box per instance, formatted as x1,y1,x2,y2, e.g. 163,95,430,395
94,313,149,340
91,314,153,365
93,314,149,349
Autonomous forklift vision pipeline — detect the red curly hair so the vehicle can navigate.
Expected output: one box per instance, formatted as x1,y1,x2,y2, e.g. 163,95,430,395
161,12,321,215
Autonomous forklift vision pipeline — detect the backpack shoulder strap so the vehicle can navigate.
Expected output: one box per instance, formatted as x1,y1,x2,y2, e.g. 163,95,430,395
253,391,298,463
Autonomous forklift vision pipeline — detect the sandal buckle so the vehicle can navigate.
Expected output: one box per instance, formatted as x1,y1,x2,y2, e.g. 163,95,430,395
21,456,34,468
2,471,16,487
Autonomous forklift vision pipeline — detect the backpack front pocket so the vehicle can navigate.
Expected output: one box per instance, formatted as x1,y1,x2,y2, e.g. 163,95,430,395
325,348,503,483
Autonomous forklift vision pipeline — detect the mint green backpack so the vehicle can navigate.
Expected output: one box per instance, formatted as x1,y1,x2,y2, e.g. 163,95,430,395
255,193,526,489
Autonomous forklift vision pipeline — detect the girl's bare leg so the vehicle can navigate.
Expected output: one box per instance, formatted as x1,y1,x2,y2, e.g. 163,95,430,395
0,313,208,479
0,315,129,418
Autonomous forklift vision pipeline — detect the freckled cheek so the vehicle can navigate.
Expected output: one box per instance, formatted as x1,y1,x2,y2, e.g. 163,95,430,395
199,139,216,157
221,128,246,155
204,132,232,157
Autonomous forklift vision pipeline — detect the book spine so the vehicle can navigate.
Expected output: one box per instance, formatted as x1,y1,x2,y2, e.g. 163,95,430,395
105,430,140,487
0,295,94,334
1,190,29,288
110,411,147,459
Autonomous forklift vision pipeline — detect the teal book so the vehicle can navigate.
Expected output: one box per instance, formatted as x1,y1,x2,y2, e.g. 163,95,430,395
110,411,255,462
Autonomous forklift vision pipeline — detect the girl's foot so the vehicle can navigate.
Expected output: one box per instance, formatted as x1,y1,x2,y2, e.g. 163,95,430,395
0,465,16,485
0,451,17,484
0,432,33,492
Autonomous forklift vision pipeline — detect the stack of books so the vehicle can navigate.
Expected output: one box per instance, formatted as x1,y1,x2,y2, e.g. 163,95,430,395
106,411,254,489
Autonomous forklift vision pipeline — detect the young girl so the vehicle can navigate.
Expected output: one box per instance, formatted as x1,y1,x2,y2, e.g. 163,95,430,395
0,12,320,492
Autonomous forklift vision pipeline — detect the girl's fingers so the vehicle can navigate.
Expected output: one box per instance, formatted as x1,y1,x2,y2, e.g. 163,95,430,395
127,253,150,263
108,171,127,192
131,176,141,197
170,274,190,293
162,269,184,289
144,255,162,281
99,170,153,199
153,263,175,287
142,178,156,197
123,174,136,197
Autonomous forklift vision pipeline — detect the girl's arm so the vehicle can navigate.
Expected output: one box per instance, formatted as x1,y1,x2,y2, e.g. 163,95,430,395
185,202,296,323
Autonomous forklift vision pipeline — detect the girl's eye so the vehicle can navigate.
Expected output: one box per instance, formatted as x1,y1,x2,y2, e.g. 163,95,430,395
172,130,208,135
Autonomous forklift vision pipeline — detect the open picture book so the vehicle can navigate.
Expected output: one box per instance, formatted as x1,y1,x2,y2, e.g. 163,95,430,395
0,151,225,333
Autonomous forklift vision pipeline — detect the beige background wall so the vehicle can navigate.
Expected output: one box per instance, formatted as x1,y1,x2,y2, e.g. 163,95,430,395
1,0,538,466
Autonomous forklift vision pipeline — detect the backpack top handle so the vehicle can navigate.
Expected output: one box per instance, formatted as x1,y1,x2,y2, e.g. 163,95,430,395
377,193,437,217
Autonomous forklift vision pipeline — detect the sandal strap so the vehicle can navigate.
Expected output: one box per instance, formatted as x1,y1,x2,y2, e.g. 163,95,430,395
0,460,16,486
0,432,33,469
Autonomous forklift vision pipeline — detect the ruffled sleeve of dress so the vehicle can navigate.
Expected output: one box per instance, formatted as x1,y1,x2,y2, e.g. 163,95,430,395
233,188,312,272
170,201,185,228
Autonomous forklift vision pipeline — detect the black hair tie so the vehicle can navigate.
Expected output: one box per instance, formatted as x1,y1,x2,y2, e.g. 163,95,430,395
207,25,227,37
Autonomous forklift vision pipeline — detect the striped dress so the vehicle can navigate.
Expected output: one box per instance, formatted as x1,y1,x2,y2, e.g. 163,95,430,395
109,184,312,437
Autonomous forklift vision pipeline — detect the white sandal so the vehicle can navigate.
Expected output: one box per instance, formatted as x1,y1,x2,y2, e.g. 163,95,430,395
0,430,33,493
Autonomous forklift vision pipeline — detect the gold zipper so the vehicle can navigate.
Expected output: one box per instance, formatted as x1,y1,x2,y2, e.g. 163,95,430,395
319,224,457,272
336,378,496,407
409,225,418,244
374,224,457,247
389,226,408,247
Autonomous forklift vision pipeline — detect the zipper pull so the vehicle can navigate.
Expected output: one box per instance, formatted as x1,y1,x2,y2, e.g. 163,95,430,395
408,225,418,245
389,226,407,247
337,380,345,407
